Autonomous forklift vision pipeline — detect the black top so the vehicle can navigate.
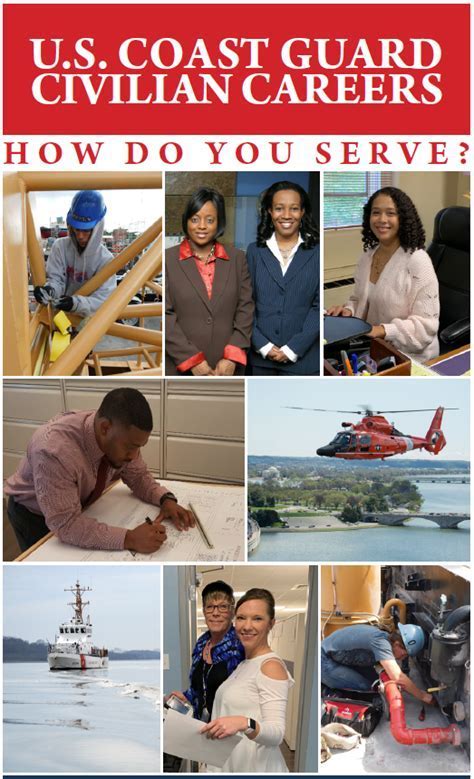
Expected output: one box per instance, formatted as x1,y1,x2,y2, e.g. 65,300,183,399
191,657,229,718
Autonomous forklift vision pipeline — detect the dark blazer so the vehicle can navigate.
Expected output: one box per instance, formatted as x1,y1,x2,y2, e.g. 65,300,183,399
246,242,320,375
165,242,254,375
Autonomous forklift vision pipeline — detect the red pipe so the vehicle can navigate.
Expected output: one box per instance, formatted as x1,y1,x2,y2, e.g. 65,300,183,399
380,672,462,746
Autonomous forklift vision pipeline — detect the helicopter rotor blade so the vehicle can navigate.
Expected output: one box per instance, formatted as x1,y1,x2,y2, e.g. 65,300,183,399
284,406,458,415
373,408,459,414
283,406,364,414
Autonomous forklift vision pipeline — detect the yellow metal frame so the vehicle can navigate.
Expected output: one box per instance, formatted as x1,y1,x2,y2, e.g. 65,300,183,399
3,172,163,376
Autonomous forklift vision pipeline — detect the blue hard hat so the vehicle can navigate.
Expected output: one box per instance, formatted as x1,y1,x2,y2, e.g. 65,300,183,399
399,623,425,656
67,190,107,230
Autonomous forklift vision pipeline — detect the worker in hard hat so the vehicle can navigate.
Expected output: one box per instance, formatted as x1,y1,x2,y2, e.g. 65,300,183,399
321,623,433,704
33,190,116,317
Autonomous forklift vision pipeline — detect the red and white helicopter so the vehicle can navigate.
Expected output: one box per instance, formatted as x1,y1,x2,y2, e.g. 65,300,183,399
285,406,456,460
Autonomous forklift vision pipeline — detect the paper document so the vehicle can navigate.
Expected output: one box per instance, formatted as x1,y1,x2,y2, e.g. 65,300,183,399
163,708,240,767
23,479,244,562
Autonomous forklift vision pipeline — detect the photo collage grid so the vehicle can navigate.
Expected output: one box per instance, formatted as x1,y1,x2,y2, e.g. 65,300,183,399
2,168,470,775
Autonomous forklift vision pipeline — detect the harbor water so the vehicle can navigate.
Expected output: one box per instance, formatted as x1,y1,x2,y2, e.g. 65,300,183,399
3,660,160,772
251,481,470,562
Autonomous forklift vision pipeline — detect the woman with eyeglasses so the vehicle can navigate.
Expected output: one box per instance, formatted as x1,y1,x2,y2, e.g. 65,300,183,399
201,588,294,773
166,580,244,721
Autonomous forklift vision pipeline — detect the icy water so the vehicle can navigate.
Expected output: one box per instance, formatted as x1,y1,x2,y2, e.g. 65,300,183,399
251,482,470,562
3,660,160,773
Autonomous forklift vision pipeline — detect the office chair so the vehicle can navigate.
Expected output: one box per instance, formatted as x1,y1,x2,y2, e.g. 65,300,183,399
427,206,470,354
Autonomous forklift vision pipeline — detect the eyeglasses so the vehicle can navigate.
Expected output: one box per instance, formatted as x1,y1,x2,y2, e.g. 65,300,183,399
203,603,232,614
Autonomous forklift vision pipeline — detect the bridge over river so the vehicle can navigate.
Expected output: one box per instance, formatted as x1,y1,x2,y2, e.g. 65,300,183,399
412,476,470,484
364,512,470,529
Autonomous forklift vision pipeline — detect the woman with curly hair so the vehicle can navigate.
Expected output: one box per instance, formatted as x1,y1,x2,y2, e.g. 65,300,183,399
327,187,440,362
246,181,320,375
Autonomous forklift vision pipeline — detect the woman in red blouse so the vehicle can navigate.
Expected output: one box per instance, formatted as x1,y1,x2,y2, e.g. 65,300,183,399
165,188,254,376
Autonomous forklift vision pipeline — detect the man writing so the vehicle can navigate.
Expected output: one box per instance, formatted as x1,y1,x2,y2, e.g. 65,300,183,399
5,387,194,553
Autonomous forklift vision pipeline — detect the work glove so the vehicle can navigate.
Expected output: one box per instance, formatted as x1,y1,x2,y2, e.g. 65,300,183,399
34,284,55,305
56,296,74,312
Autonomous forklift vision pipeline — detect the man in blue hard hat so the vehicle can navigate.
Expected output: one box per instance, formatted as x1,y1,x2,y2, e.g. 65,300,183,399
34,190,116,317
321,623,433,704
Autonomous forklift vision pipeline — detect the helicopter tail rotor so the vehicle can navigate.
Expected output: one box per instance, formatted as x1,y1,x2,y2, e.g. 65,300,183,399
424,406,446,454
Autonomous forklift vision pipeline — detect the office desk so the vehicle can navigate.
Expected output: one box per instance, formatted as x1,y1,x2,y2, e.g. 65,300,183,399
426,345,470,376
17,479,245,562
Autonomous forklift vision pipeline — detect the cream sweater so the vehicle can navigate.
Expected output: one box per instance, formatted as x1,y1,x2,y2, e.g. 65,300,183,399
345,246,440,363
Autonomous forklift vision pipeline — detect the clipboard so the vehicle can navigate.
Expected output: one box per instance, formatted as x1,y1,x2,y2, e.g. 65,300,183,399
324,315,372,346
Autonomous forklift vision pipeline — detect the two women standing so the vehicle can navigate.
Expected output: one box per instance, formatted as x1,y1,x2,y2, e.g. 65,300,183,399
166,581,293,774
165,181,320,376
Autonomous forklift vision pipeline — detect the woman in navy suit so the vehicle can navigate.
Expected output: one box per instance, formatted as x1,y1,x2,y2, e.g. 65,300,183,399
246,181,320,375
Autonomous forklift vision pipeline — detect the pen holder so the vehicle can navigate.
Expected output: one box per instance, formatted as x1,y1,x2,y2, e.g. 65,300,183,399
324,338,411,376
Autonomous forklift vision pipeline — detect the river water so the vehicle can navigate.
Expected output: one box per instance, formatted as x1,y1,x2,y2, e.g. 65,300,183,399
3,660,160,773
250,482,470,562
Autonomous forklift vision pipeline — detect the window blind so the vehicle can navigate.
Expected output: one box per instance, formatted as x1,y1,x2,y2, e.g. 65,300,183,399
324,173,394,229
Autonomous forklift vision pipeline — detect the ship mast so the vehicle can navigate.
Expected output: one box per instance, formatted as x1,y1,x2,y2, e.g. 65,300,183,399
65,581,91,624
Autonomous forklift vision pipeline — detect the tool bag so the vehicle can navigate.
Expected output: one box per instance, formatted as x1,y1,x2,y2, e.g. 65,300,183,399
321,695,382,737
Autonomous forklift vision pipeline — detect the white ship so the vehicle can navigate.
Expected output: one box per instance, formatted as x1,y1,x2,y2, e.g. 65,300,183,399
48,581,108,671
247,517,261,553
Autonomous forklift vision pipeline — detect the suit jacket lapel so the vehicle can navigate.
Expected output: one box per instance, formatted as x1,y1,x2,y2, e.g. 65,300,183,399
283,246,312,285
179,258,212,312
210,257,231,309
260,247,285,290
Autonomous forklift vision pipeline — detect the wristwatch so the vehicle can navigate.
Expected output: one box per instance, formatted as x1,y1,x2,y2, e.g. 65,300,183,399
160,492,178,506
244,717,257,735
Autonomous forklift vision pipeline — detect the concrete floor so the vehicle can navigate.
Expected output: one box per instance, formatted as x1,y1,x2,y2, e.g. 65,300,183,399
321,669,470,774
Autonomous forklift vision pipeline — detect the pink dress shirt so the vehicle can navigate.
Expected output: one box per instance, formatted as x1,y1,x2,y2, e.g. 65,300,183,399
4,410,168,550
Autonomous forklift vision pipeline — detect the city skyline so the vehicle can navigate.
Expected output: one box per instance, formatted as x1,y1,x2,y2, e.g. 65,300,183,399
31,188,162,234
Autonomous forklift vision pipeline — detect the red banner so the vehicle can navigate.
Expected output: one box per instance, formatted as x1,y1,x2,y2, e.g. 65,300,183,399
3,4,470,135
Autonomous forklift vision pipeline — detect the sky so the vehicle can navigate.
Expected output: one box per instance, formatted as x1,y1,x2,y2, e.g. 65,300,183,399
248,377,470,460
3,565,160,650
31,189,163,234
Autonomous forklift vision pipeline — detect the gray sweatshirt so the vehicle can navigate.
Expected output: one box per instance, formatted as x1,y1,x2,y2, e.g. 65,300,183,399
45,219,116,317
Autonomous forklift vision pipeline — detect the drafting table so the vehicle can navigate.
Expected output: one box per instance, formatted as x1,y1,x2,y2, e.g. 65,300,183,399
17,479,245,562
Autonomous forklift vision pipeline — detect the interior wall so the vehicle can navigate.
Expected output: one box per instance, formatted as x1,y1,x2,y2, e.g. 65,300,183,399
163,566,193,695
163,566,198,701
165,171,317,252
3,378,244,483
295,565,318,773
270,612,306,750
165,172,237,247
164,380,245,484
398,171,447,238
